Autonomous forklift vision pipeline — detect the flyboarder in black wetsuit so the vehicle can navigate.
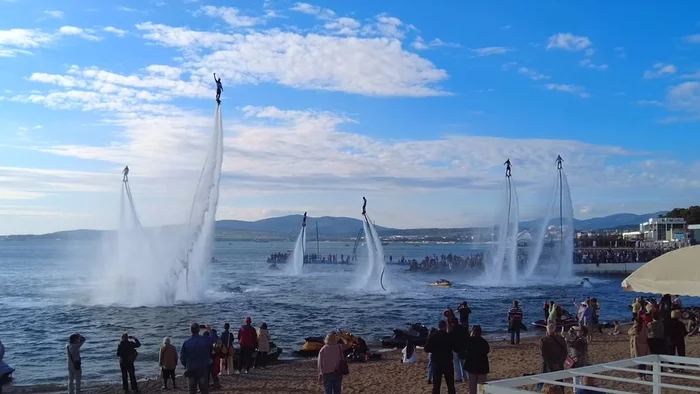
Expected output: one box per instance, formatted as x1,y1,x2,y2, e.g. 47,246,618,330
122,166,129,182
302,212,307,227
504,159,512,177
214,73,223,104
556,155,563,170
362,197,367,216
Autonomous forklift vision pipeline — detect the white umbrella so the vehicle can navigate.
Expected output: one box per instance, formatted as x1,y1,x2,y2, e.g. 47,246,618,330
622,245,700,296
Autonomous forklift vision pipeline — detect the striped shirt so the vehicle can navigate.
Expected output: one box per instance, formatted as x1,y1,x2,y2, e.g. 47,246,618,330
508,307,523,322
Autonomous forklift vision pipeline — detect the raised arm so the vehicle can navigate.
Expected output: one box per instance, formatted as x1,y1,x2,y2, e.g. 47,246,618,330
132,337,141,348
78,335,86,348
213,73,217,82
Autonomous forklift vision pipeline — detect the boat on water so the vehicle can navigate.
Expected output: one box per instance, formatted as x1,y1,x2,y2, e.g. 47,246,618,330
429,279,452,288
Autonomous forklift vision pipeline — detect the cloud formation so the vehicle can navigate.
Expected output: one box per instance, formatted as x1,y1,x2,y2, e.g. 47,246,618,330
643,63,676,79
546,33,592,51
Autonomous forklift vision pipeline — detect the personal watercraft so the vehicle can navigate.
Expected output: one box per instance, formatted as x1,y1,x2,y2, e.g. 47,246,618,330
381,323,429,348
294,331,362,357
233,342,282,366
268,263,281,270
429,279,452,288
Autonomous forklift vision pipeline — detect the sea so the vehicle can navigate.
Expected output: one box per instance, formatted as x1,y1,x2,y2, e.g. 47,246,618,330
0,239,674,386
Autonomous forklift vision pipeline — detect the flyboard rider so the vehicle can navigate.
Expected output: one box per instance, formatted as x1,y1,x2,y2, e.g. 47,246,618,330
504,159,512,177
122,166,129,182
556,155,564,170
362,197,367,216
214,73,223,104
302,212,307,227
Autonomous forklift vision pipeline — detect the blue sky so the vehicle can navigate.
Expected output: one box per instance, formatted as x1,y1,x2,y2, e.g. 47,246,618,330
0,0,699,234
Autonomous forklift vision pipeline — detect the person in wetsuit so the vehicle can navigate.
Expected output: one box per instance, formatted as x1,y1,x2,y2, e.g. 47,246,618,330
214,73,223,104
362,197,367,216
302,212,307,227
122,166,129,182
504,159,512,177
556,155,563,170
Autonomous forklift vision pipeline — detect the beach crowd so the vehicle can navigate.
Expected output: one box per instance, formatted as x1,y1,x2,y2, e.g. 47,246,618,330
573,248,673,264
1,292,699,394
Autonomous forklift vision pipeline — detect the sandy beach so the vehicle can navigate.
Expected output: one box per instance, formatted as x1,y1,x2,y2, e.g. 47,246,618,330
6,329,699,394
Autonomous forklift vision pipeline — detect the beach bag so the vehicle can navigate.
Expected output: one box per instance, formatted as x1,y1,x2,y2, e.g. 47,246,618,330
335,345,349,376
564,356,576,369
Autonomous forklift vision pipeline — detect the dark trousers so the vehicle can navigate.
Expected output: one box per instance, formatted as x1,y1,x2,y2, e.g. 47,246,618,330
669,341,686,357
120,362,138,392
432,362,456,394
649,338,665,355
239,346,255,372
256,351,268,368
187,368,208,394
161,369,176,388
208,363,219,387
510,328,521,344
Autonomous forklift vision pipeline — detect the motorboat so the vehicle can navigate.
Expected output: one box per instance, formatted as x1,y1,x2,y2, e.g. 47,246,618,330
294,331,362,357
429,279,452,288
381,323,429,347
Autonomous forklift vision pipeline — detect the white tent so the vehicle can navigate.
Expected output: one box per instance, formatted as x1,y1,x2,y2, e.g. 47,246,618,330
621,245,700,296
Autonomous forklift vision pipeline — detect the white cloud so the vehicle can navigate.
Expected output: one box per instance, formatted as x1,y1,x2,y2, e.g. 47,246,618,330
324,17,361,36
684,34,700,44
44,10,64,19
135,23,450,97
104,26,127,37
545,83,589,98
580,58,608,71
58,26,101,41
290,2,335,19
412,36,460,50
0,28,54,57
614,46,626,58
470,46,509,56
546,33,592,51
643,63,676,79
500,25,511,30
518,67,550,80
199,6,262,27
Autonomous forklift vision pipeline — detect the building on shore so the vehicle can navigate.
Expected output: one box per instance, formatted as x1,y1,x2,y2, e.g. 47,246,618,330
639,217,685,242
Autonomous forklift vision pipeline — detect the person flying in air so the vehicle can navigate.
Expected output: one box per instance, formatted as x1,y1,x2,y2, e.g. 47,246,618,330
214,73,223,104
302,212,307,227
122,166,129,182
362,197,367,216
556,155,564,170
504,159,512,177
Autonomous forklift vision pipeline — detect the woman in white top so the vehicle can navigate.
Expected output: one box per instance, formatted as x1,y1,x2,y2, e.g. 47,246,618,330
401,339,417,364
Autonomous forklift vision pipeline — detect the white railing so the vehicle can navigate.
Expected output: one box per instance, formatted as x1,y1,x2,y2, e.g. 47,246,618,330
481,355,700,394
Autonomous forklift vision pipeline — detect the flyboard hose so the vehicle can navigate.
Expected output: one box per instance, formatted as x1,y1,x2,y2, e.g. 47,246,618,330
363,213,387,292
553,169,563,279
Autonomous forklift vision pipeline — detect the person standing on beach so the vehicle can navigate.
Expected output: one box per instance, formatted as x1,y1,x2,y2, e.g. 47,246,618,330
256,323,271,368
220,323,235,375
424,320,458,394
539,323,567,373
159,337,178,390
181,323,214,394
507,300,524,345
116,333,141,393
67,333,85,394
238,317,258,374
463,325,489,394
457,302,472,331
317,332,345,394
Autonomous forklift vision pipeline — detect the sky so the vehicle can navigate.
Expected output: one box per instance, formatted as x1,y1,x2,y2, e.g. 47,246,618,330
0,0,699,235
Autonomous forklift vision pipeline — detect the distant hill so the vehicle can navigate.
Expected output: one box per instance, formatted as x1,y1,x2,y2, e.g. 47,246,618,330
519,211,668,231
215,215,395,239
1,211,669,241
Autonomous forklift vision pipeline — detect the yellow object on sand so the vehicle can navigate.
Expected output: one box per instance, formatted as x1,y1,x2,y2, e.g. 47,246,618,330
430,280,452,288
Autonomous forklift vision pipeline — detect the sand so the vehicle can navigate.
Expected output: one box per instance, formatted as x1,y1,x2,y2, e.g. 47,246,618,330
6,331,700,394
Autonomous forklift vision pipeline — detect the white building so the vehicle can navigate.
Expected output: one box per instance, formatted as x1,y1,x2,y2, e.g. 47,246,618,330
622,230,642,240
639,217,686,241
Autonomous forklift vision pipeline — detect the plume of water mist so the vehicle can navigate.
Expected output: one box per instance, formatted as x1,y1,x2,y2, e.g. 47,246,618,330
354,216,387,291
288,227,306,275
524,180,559,277
485,177,520,283
92,104,225,306
557,170,575,278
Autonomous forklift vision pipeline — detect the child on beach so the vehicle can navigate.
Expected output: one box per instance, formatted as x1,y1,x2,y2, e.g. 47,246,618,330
609,321,620,336
401,339,417,364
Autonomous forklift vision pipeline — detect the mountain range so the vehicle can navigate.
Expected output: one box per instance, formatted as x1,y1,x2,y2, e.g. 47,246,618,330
2,211,667,241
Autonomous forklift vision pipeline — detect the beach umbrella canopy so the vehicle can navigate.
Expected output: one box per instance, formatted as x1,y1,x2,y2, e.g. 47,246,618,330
622,245,700,296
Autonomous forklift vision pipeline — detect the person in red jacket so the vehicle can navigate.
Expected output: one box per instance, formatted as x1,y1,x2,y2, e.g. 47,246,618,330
237,318,258,374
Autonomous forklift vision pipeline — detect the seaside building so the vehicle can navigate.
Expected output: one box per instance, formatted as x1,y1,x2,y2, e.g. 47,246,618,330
622,231,642,240
639,217,686,242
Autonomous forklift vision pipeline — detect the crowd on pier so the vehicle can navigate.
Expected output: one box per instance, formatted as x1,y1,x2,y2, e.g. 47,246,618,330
573,247,675,265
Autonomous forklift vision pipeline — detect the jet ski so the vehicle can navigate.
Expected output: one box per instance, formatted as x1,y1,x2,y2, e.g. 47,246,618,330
234,341,283,365
294,331,362,357
429,279,452,288
532,310,579,330
381,323,429,348
268,263,281,270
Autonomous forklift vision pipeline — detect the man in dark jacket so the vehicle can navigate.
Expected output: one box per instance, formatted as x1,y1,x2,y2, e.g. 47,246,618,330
238,317,258,374
116,333,141,393
539,323,567,373
424,320,457,394
181,323,215,394
457,302,472,330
